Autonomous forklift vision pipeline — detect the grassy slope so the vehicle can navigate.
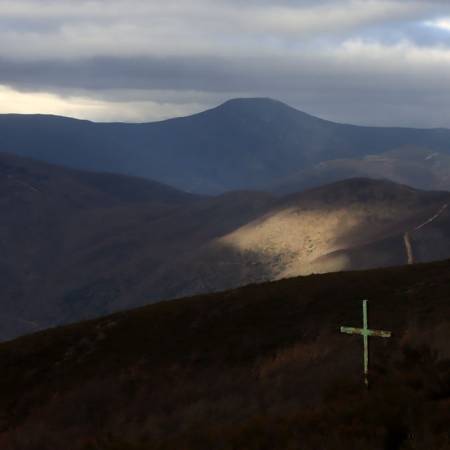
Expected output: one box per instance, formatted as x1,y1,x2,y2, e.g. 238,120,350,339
1,260,450,449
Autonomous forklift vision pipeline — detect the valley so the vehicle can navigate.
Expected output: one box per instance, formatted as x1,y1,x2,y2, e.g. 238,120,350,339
2,152,450,341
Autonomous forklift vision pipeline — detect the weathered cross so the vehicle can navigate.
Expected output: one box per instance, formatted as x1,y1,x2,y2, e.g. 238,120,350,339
340,299,391,387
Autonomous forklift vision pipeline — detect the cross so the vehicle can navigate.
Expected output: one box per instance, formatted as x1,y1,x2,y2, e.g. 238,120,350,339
340,299,391,387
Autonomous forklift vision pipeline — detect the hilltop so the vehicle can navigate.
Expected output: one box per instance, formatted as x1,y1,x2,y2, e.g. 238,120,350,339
0,260,449,449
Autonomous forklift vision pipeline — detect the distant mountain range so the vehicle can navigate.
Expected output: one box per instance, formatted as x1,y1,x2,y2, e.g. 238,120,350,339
1,259,449,449
2,98,450,194
2,152,450,340
273,147,450,194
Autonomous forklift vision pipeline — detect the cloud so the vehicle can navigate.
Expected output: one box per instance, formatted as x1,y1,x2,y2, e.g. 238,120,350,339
0,84,213,122
0,85,111,119
1,0,450,126
0,1,439,60
426,18,450,31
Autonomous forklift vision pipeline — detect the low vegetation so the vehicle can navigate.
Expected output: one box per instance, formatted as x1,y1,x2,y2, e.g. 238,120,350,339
0,260,450,448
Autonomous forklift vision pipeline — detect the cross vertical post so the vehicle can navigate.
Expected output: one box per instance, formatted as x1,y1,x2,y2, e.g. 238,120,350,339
363,299,368,387
340,299,391,388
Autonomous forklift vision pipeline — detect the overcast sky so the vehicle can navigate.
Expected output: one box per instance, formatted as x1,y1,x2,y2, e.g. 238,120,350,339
1,0,450,126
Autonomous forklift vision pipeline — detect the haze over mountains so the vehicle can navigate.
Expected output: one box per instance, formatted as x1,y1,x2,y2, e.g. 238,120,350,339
2,98,450,194
2,152,450,340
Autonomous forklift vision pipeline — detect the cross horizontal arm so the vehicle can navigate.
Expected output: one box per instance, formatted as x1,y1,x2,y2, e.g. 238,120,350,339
369,329,391,338
340,326,363,335
340,326,391,338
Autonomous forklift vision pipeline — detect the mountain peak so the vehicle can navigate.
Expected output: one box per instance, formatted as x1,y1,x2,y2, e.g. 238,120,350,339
206,97,323,124
219,97,289,109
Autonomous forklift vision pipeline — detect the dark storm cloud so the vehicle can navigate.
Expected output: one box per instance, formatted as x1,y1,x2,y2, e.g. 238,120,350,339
1,0,450,126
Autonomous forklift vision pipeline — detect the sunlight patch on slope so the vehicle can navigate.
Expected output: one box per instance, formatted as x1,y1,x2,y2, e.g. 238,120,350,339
218,195,434,279
218,207,362,278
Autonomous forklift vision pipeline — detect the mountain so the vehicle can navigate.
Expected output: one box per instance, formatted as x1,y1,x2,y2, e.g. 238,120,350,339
0,153,276,340
272,147,450,194
0,153,201,338
220,178,450,279
2,154,450,341
0,259,449,449
54,178,450,316
2,98,450,194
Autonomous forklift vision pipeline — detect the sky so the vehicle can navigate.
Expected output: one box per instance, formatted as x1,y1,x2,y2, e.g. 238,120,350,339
1,0,450,127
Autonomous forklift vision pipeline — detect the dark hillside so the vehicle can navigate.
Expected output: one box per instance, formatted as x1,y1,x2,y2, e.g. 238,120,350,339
0,153,201,339
1,260,450,449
